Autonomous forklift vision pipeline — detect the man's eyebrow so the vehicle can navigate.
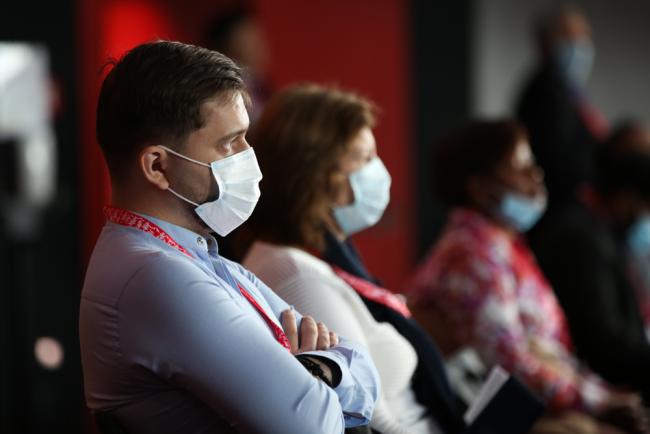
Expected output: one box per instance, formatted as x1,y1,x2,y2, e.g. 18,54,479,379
217,128,247,144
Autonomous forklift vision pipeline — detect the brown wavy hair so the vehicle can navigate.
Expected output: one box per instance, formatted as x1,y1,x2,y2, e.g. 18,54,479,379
246,84,376,250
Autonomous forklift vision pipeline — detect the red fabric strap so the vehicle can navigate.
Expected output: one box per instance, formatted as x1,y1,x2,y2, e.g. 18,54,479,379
332,266,412,318
104,206,194,258
238,284,292,352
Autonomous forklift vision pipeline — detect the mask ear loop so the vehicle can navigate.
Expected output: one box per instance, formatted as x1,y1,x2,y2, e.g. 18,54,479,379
158,146,209,207
159,145,210,167
160,145,225,198
168,187,200,207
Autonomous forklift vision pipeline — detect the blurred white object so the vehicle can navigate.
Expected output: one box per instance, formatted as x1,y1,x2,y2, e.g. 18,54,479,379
445,347,489,405
0,42,56,208
463,365,509,425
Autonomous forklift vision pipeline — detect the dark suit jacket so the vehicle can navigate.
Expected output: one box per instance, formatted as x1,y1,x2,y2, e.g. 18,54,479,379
516,63,600,207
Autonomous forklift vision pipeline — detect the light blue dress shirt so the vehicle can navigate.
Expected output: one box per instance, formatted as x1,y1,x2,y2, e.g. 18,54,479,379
79,212,380,434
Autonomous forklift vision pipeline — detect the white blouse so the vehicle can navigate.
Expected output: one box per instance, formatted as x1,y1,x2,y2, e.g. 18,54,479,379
244,241,439,434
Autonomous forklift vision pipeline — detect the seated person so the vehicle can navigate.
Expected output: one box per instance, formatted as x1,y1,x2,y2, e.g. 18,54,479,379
607,123,650,336
241,84,456,434
407,120,646,433
79,41,380,434
530,121,650,401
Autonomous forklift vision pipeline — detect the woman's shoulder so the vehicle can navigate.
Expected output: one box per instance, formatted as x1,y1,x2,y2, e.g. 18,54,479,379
243,241,336,284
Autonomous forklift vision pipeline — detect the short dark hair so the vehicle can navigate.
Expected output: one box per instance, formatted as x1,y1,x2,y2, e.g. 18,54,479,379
432,120,528,207
596,122,650,199
246,84,376,250
96,40,246,177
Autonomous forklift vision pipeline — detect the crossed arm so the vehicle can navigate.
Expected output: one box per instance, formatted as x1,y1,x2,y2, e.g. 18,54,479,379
119,256,380,434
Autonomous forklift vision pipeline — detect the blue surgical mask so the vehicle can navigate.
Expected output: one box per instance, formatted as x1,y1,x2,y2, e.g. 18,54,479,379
333,157,391,236
627,214,650,295
628,214,650,256
495,192,547,233
554,40,595,87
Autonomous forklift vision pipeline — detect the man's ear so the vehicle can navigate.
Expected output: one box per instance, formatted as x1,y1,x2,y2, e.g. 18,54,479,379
138,145,170,191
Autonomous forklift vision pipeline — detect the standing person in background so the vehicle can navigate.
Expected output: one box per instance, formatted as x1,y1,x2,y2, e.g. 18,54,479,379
206,5,272,123
516,6,608,211
408,120,647,434
80,41,379,434
531,121,650,405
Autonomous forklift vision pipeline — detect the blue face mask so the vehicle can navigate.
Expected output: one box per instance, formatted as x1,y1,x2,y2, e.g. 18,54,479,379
554,40,595,87
627,214,650,293
628,214,650,256
495,192,547,233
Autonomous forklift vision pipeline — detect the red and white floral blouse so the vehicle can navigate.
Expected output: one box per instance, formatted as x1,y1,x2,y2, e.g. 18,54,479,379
408,208,613,411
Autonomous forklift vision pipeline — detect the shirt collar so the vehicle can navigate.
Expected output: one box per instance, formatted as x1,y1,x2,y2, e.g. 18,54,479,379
131,212,220,258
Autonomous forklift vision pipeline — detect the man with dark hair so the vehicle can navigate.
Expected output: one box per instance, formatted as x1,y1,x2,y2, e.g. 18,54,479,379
531,121,650,404
80,40,379,434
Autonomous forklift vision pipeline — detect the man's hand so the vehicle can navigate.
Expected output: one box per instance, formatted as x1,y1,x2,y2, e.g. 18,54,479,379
281,308,338,354
281,309,340,386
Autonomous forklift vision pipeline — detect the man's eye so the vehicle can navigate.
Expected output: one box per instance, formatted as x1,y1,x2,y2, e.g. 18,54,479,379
222,142,233,153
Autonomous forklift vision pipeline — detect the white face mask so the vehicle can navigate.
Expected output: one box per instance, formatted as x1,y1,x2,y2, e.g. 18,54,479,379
160,146,263,236
333,157,391,236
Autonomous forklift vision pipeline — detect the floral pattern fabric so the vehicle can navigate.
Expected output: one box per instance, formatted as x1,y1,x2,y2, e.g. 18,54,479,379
409,208,611,411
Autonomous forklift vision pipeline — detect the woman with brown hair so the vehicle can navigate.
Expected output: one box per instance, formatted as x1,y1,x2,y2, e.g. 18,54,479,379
241,84,456,434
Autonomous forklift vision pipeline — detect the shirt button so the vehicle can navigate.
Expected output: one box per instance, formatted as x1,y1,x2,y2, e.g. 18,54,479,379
197,237,205,246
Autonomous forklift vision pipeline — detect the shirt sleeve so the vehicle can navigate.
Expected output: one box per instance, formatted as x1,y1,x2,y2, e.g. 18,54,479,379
429,251,608,412
230,260,380,426
118,255,376,434
275,273,413,434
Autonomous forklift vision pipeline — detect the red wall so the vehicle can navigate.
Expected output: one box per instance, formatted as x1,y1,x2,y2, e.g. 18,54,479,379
79,0,415,289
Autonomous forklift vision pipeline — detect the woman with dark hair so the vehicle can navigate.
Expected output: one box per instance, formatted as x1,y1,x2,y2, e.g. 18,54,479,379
241,84,462,434
407,120,646,434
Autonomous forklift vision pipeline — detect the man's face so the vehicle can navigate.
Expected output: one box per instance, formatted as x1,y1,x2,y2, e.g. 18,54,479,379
556,11,592,43
165,92,250,206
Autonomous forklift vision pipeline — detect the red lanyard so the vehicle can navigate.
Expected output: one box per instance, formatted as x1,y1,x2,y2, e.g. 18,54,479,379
104,205,194,258
237,284,291,351
331,266,412,318
104,206,292,352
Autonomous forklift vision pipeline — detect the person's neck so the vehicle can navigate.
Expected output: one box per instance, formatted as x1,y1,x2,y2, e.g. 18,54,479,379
111,190,211,237
322,212,346,242
466,204,518,238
